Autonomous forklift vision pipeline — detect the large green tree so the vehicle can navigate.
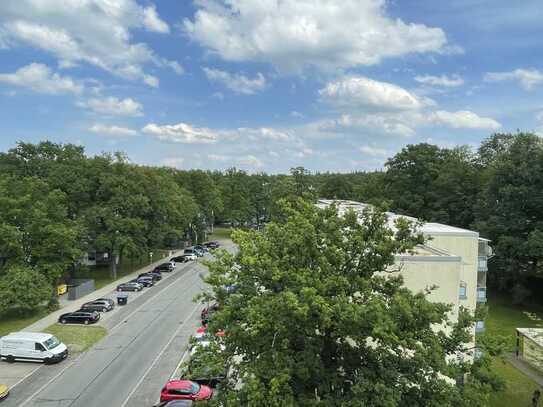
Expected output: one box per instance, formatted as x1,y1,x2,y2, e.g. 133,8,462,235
201,200,488,406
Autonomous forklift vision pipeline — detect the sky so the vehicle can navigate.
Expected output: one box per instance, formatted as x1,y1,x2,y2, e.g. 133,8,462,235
0,0,542,174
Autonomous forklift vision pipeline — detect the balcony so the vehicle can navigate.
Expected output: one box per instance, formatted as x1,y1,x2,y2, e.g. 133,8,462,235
477,287,487,303
478,256,488,272
475,320,485,333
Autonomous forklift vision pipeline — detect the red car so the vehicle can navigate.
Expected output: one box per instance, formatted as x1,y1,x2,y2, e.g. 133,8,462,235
160,380,213,402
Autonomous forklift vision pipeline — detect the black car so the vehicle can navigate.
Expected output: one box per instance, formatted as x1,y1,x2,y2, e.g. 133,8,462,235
203,241,219,249
80,299,114,312
95,297,115,308
154,263,174,273
139,271,162,282
59,311,100,325
117,282,143,292
170,256,188,263
131,276,154,287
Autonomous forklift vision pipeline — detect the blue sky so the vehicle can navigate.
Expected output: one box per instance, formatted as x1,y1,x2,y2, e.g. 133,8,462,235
0,0,542,173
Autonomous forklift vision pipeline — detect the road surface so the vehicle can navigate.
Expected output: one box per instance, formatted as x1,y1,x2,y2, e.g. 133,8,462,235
1,243,232,407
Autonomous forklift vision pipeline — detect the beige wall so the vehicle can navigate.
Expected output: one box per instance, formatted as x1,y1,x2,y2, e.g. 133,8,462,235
522,336,543,372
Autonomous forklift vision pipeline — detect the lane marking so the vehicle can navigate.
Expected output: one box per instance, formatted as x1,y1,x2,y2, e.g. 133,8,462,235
119,302,201,407
7,365,42,390
18,354,83,407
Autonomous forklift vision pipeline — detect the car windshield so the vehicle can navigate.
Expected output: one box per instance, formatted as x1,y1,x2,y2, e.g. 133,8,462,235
190,382,200,394
44,336,61,350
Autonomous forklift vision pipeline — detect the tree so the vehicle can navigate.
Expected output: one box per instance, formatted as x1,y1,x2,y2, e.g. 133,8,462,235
201,200,487,406
0,265,51,313
475,133,543,292
319,174,353,200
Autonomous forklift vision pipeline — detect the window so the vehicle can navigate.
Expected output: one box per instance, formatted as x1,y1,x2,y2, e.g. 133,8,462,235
44,336,61,350
35,343,46,352
459,282,467,300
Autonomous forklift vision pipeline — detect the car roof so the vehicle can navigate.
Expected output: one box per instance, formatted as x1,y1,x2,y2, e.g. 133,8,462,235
2,332,53,341
166,380,196,390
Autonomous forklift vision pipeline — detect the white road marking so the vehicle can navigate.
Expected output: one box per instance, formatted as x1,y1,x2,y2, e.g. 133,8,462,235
18,354,83,407
119,302,201,407
7,365,43,390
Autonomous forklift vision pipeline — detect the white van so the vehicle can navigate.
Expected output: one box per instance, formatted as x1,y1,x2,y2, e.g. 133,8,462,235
0,332,68,364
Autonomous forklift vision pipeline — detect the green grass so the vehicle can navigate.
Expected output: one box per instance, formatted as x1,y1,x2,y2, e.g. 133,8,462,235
44,324,107,353
486,295,543,407
0,307,49,337
74,249,169,289
208,227,232,240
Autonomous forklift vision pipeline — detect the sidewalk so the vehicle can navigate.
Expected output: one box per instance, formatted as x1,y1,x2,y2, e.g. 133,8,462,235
507,353,543,388
23,250,183,332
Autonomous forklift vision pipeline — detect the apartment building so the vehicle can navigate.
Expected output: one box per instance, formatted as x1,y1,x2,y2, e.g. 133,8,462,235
316,199,492,356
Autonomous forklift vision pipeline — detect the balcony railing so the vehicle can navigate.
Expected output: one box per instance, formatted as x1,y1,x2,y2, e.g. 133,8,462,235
477,287,487,303
478,256,488,272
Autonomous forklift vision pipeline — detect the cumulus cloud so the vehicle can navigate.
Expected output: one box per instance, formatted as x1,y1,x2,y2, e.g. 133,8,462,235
360,145,388,156
89,124,138,137
484,68,543,90
184,0,449,73
238,155,264,168
427,110,502,130
0,1,179,86
0,63,83,94
203,68,267,95
414,74,464,87
318,114,416,137
142,123,218,144
77,97,144,117
319,76,425,111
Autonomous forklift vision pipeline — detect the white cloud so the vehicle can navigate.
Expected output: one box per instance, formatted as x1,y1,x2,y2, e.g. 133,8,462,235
0,1,179,86
360,145,388,156
203,68,266,95
319,76,425,111
142,5,170,34
89,124,138,137
484,68,543,90
184,0,449,73
0,63,83,94
238,155,264,168
318,114,416,137
208,154,229,161
427,110,501,130
142,123,218,144
240,127,290,141
414,74,464,87
211,92,225,100
290,111,304,118
78,97,143,117
161,157,185,169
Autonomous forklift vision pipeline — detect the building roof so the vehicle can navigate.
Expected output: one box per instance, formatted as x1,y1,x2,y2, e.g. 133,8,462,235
317,199,479,238
517,328,543,347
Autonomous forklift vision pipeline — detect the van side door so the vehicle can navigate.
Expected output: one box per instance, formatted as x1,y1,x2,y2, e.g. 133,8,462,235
34,342,47,360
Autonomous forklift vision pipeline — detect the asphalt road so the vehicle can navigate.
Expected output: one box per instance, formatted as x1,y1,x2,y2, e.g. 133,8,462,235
1,244,230,407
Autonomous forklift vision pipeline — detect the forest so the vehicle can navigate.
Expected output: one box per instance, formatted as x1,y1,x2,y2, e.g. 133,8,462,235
0,132,541,314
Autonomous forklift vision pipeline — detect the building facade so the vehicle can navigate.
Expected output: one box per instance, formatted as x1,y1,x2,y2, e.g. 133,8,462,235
316,199,492,358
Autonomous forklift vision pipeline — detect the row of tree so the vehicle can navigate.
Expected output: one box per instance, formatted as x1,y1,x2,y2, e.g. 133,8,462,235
0,132,540,313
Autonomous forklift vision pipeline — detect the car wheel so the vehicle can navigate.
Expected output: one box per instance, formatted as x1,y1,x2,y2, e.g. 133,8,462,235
60,319,67,324
44,357,53,365
84,319,89,325
102,307,107,312
6,355,15,363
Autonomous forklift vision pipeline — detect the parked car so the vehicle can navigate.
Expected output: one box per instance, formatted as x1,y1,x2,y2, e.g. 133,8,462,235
194,245,207,253
117,282,143,292
184,248,197,256
59,311,100,325
139,272,162,282
182,253,197,261
159,380,213,402
132,276,154,287
0,383,8,401
0,332,68,364
203,241,220,249
201,303,220,325
80,299,114,312
154,263,174,273
170,256,188,263
193,247,205,257
95,298,115,308
156,400,193,406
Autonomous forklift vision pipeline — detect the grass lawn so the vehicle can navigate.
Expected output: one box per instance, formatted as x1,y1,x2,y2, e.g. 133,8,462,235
0,307,49,337
44,324,107,353
486,294,543,406
74,249,169,289
208,227,232,241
